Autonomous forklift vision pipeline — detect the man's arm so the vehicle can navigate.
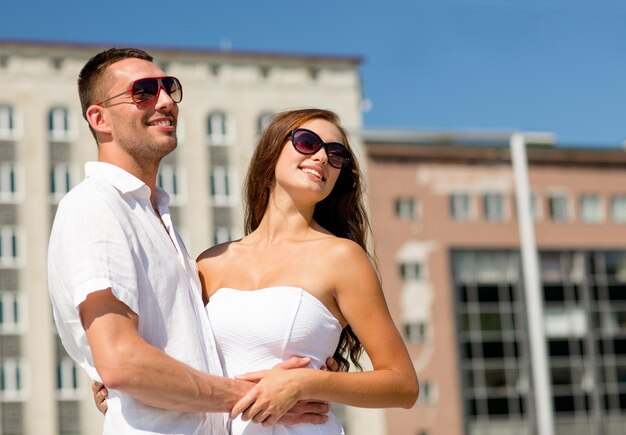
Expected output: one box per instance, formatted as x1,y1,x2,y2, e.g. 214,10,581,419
81,288,250,412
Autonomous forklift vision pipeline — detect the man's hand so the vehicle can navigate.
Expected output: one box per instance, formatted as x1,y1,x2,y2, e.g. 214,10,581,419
230,356,339,426
277,400,329,425
92,381,108,415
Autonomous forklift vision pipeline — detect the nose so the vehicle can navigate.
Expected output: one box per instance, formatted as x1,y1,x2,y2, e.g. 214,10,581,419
154,82,176,111
310,145,329,165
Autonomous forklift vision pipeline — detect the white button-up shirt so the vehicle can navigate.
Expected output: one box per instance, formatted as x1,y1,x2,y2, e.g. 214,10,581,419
48,162,227,434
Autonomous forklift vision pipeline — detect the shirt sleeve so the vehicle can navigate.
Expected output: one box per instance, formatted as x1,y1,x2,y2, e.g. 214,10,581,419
54,189,139,315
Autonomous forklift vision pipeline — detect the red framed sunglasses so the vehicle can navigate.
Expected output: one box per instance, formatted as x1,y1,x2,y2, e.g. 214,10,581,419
96,76,183,107
289,128,351,169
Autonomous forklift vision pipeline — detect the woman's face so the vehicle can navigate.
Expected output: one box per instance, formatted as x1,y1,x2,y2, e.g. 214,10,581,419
273,118,344,202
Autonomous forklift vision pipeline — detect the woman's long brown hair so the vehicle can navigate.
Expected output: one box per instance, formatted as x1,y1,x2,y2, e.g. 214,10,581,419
243,108,368,371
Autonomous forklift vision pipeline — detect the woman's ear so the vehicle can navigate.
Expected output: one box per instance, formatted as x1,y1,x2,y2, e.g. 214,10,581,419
85,105,112,135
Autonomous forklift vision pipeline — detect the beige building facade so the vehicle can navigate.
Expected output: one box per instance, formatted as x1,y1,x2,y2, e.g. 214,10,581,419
365,130,626,435
0,40,376,434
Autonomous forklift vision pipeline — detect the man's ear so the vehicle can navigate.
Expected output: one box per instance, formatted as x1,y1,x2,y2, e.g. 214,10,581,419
85,105,112,135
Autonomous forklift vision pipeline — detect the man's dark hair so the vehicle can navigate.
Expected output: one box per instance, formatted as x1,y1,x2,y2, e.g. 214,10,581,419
78,48,153,120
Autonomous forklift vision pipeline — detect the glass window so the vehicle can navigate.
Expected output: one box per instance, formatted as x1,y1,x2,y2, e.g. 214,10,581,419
611,195,626,224
0,105,18,140
207,111,234,145
50,164,74,202
400,262,422,281
404,322,427,343
530,192,542,221
210,166,233,206
544,307,588,338
157,164,185,205
548,194,570,223
213,227,232,245
257,112,274,134
0,227,21,267
48,107,75,142
56,357,80,399
0,292,25,332
0,359,25,399
0,163,20,202
395,197,416,220
483,193,505,222
580,194,603,223
417,380,438,405
450,193,472,221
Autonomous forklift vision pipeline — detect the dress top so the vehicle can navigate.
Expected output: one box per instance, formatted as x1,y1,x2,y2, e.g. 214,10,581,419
207,286,345,435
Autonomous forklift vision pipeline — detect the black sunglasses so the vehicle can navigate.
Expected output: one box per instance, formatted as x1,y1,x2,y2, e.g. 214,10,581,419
96,76,183,107
289,128,351,169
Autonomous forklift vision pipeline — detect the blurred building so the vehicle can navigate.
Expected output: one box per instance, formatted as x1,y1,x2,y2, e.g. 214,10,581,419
0,40,371,434
364,130,626,435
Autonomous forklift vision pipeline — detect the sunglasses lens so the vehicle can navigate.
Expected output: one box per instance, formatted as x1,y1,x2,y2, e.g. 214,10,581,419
130,78,159,104
326,143,350,169
292,131,321,154
162,77,183,103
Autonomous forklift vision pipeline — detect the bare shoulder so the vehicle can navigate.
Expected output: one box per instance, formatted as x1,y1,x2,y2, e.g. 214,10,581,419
323,237,369,261
196,240,239,263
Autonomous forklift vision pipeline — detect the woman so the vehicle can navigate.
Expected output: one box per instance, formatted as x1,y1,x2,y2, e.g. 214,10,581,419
95,108,418,434
198,108,418,434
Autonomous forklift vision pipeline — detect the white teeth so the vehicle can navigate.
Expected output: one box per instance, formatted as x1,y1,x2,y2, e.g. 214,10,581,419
301,168,323,180
150,120,172,126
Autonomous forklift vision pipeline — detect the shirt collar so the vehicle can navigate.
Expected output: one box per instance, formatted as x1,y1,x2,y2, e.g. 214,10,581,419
84,162,171,207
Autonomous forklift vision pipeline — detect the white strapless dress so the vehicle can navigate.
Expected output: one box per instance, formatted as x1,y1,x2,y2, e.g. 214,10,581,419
206,286,345,435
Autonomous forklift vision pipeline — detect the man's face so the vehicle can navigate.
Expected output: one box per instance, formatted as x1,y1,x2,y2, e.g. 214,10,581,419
99,58,179,163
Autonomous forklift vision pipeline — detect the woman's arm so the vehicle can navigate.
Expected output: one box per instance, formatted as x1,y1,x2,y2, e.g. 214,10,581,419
232,240,419,425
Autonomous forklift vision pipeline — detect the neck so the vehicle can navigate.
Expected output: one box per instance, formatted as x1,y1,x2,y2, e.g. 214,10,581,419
98,146,160,205
254,189,318,243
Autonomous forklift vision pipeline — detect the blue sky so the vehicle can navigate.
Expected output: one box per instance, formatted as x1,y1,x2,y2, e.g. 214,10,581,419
1,0,625,147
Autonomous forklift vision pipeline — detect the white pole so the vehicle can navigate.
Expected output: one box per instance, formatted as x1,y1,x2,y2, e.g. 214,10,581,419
510,133,555,435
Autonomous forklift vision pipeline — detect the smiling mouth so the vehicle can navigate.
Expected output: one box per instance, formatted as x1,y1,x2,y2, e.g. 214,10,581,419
148,120,173,127
300,167,325,181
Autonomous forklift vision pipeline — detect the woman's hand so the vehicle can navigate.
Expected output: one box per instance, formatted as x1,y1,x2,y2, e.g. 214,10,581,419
91,381,108,415
231,368,307,426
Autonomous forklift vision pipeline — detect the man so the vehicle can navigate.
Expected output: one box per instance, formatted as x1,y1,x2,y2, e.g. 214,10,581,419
48,48,329,434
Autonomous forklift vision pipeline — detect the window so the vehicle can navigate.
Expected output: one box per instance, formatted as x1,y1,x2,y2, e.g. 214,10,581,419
483,193,505,222
548,193,570,222
417,380,438,405
0,163,20,202
0,105,19,140
450,193,472,221
207,111,234,145
50,164,75,202
56,357,80,399
48,107,75,142
257,112,274,134
530,192,542,221
210,166,233,206
404,322,427,343
0,227,21,267
395,197,417,220
0,359,26,400
213,227,232,245
157,165,185,205
611,195,626,224
0,292,25,333
400,262,422,281
579,194,603,223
